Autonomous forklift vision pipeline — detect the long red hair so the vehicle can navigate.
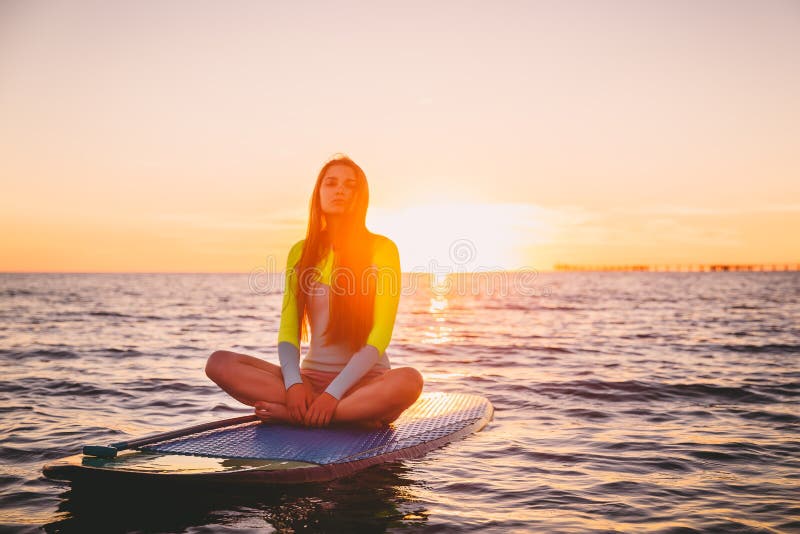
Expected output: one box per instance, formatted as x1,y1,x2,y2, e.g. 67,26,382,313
294,154,377,352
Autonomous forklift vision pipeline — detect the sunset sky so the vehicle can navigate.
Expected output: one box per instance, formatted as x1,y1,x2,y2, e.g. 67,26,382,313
1,1,798,272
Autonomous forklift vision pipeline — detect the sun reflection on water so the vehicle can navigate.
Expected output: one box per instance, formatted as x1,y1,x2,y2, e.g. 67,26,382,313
428,297,448,314
424,279,451,343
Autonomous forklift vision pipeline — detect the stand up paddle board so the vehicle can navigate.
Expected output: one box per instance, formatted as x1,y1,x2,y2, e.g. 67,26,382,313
43,392,493,485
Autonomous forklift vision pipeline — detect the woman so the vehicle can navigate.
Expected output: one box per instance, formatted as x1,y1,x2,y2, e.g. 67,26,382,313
206,154,423,428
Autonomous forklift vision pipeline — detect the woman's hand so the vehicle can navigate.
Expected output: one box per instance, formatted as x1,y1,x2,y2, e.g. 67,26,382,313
285,381,315,424
304,392,339,427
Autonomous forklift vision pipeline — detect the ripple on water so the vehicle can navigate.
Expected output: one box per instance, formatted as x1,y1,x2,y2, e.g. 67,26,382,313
0,348,79,361
0,377,135,399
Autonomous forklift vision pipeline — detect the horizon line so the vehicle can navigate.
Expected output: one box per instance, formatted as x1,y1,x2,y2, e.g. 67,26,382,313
2,262,799,275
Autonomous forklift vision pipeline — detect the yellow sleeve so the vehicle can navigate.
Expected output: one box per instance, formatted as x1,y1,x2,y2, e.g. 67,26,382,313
277,239,305,349
365,236,401,354
323,236,401,399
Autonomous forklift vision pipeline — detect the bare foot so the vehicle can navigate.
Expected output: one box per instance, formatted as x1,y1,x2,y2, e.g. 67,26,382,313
254,401,293,424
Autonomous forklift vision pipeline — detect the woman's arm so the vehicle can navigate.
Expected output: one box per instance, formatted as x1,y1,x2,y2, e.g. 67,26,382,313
324,237,401,399
277,239,306,391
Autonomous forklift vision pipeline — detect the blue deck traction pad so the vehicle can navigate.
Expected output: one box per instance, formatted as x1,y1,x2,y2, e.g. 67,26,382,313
142,392,491,465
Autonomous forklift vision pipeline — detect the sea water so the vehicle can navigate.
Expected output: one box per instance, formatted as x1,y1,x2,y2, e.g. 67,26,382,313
0,272,798,532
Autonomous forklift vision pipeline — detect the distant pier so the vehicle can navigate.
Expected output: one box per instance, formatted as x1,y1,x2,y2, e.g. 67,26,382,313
553,263,800,272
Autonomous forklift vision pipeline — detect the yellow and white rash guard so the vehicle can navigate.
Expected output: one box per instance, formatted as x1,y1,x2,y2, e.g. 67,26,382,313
277,235,401,399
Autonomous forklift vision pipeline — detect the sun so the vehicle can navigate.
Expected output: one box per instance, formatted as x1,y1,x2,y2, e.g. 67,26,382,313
367,202,552,272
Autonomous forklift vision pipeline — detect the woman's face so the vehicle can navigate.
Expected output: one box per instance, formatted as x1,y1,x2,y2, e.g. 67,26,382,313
319,164,358,216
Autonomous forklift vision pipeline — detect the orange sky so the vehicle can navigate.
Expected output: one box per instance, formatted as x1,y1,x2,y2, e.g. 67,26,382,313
1,1,798,272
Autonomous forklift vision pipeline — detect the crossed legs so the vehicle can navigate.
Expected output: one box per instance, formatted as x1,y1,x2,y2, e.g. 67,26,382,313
205,350,423,427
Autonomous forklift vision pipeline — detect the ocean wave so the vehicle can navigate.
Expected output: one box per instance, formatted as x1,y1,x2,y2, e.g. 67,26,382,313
0,289,36,297
87,311,133,318
531,379,794,404
0,348,79,361
0,445,69,463
738,409,800,424
125,379,216,394
54,310,167,321
87,347,143,358
718,343,800,354
0,377,135,399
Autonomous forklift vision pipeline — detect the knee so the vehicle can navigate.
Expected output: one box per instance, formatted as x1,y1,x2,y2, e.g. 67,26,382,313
205,350,232,383
395,367,424,399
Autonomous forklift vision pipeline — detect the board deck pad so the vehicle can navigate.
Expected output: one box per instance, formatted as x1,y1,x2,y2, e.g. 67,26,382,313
43,392,493,484
143,392,490,464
